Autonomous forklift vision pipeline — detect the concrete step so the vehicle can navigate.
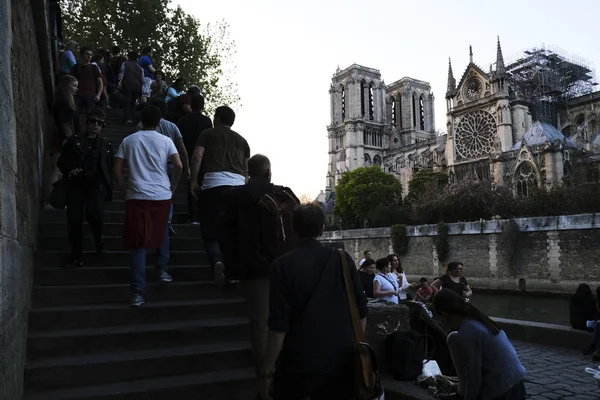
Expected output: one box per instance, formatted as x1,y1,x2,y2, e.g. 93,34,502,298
33,280,226,307
104,199,189,213
33,264,209,286
40,209,190,224
27,317,249,359
111,191,188,203
25,342,253,391
36,235,202,252
23,367,255,400
38,222,202,238
34,250,207,267
28,297,246,331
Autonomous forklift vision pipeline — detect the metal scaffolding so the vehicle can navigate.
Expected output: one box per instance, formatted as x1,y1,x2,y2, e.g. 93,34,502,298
506,44,597,126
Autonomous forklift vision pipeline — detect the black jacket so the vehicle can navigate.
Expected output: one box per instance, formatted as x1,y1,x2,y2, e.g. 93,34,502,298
219,178,276,280
57,134,114,201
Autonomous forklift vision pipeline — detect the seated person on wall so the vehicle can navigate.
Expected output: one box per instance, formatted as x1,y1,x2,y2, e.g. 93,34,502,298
432,261,473,300
569,283,597,331
431,289,527,400
373,258,400,304
358,258,376,298
415,277,436,304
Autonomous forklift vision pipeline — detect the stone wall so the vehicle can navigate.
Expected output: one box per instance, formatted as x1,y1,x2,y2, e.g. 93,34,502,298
321,214,600,294
0,0,53,398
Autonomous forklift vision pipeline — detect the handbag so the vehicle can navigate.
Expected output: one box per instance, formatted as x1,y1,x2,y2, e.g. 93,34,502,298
48,178,67,209
339,249,384,400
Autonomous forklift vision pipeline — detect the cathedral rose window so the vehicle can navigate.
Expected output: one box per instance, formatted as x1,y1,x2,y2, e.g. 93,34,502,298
454,110,496,162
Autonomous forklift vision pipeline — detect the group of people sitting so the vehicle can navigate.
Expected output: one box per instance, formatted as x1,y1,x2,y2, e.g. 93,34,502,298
357,249,474,305
569,283,600,361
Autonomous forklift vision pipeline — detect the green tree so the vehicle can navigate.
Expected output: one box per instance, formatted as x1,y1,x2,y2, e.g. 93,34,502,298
334,166,404,229
59,0,239,113
407,168,448,199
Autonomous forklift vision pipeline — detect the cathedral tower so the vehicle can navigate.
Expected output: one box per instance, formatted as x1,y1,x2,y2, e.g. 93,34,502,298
326,64,387,192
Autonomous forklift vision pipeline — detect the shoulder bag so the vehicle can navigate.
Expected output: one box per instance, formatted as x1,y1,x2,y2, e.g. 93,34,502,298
339,249,384,400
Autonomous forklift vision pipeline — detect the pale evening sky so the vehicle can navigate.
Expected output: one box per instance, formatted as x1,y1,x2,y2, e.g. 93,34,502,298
177,0,600,199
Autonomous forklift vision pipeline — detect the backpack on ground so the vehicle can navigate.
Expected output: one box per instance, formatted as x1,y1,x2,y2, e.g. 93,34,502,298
256,186,300,261
385,331,430,381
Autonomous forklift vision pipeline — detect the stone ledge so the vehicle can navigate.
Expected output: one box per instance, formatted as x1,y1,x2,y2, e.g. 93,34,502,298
366,301,411,372
320,213,600,240
493,317,591,350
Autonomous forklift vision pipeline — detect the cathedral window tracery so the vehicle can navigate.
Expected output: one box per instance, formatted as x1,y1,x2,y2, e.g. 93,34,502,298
515,162,538,197
412,94,417,127
454,110,496,162
360,80,367,117
373,155,382,166
419,95,425,130
369,83,375,121
341,86,346,121
390,96,396,126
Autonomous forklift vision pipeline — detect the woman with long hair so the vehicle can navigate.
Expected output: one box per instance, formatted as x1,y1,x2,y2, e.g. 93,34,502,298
388,253,416,300
43,75,79,207
569,283,596,331
431,289,526,400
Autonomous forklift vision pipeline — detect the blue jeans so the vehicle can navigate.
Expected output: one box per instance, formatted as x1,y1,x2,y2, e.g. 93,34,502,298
129,224,170,295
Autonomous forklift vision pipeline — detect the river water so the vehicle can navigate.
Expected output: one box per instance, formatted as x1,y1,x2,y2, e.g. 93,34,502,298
472,292,570,326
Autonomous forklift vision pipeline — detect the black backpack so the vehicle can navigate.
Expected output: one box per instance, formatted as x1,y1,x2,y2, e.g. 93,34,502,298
256,186,300,260
385,331,431,381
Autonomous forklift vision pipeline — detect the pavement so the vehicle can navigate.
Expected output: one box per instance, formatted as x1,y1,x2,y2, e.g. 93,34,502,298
385,340,600,400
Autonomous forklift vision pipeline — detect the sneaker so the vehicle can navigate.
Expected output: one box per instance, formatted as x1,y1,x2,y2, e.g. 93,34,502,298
64,260,83,269
213,261,225,283
131,293,145,307
158,270,173,283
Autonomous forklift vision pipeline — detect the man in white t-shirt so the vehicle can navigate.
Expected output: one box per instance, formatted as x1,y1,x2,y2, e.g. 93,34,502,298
359,249,371,267
137,100,190,235
113,105,183,307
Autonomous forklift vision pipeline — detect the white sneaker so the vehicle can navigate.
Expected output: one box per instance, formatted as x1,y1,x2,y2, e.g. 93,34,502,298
213,262,225,283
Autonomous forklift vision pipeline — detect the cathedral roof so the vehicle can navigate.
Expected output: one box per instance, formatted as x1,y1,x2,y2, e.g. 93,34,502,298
511,121,576,150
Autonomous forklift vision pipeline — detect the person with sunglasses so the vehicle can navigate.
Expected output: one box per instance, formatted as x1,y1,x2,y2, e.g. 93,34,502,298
57,108,114,268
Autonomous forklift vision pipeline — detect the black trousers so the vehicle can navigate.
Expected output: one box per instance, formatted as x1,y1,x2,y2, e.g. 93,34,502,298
122,88,140,122
74,94,97,133
66,183,106,261
492,381,527,400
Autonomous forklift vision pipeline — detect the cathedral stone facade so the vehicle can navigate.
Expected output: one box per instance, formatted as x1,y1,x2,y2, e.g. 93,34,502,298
324,38,600,202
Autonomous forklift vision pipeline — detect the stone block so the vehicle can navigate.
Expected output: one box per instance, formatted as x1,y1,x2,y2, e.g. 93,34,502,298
365,300,411,371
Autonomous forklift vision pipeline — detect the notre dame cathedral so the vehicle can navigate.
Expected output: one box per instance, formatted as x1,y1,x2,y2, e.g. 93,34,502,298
322,38,600,205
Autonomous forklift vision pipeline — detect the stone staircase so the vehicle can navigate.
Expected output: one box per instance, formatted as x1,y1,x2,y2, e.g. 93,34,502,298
23,110,255,399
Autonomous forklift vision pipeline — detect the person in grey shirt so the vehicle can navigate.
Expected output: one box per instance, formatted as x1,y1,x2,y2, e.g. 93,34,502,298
136,101,189,233
431,289,526,400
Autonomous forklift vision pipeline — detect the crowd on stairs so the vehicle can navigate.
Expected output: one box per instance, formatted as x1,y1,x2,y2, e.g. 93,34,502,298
29,41,528,400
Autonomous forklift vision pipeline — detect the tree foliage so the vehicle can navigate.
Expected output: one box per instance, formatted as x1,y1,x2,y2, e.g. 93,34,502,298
59,0,239,114
407,168,448,199
334,167,404,229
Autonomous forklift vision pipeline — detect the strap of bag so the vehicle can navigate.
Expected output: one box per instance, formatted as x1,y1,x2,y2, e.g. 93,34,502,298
339,249,366,343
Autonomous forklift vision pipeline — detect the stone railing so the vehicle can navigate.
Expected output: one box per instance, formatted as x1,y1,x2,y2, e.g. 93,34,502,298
321,214,600,294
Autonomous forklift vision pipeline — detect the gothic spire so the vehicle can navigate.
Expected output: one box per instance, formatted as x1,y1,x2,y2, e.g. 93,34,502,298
496,36,506,76
469,45,473,63
446,57,456,97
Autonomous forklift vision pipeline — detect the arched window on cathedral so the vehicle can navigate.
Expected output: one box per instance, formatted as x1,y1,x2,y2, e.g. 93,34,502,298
373,155,382,166
341,86,346,121
390,97,396,126
419,95,425,131
364,153,372,167
412,94,417,127
398,96,403,129
360,80,367,117
369,82,375,121
516,162,538,197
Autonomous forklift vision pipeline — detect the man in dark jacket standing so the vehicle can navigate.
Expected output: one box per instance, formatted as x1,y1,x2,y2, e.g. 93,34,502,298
220,154,291,382
118,51,144,124
259,204,368,400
